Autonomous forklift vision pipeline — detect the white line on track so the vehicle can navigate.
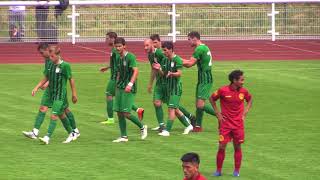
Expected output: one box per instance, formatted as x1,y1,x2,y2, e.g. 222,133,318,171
248,48,262,52
267,42,320,55
74,44,107,54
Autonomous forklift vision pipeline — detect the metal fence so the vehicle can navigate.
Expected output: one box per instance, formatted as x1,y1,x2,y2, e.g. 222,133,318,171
0,4,319,43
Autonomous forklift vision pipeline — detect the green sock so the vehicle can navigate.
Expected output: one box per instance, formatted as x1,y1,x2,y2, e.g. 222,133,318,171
107,99,113,119
166,120,174,132
204,104,216,116
179,106,193,119
178,115,191,127
66,112,77,129
61,117,73,134
155,105,164,126
118,115,127,137
132,104,138,112
128,114,143,129
47,119,57,137
34,111,46,129
196,108,204,127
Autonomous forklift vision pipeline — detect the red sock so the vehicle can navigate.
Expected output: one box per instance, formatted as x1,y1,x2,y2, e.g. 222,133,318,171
216,149,225,172
234,148,242,172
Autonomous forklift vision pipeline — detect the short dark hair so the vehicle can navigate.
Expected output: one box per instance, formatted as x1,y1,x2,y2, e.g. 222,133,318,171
37,43,49,51
161,41,174,51
106,32,118,39
114,37,126,45
228,70,244,83
181,152,200,164
188,31,200,40
150,34,161,41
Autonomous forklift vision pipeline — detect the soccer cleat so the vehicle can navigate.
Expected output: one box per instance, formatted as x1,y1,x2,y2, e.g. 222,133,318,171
22,131,38,139
39,136,50,145
182,125,194,135
212,171,222,177
152,126,160,131
137,108,144,121
112,137,128,143
101,118,115,124
141,125,148,140
63,133,76,144
158,130,170,137
73,131,80,140
233,171,240,177
152,125,165,132
192,126,203,132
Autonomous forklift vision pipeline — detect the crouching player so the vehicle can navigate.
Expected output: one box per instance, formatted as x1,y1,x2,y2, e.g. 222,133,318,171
210,70,252,177
32,46,78,144
153,41,193,137
112,37,147,143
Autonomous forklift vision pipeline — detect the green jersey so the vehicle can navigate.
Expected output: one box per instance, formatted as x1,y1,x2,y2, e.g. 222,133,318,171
116,52,137,93
192,44,213,84
148,48,166,85
44,60,72,101
162,55,183,96
43,57,52,75
110,47,119,80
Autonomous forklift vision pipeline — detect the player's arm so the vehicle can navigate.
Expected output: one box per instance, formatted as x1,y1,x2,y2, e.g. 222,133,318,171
209,90,224,126
147,69,156,94
167,69,181,78
32,76,48,96
243,92,253,120
152,62,165,76
183,57,197,68
40,81,49,90
125,67,138,93
69,78,77,104
99,65,109,72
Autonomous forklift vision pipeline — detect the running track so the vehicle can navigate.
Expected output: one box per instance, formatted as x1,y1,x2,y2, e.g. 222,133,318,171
0,40,319,63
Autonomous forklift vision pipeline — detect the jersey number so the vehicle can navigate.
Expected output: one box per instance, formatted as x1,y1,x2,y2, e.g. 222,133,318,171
207,51,212,66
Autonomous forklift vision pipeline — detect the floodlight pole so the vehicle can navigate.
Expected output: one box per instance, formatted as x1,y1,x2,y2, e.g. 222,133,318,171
168,4,180,42
67,5,79,44
268,3,279,41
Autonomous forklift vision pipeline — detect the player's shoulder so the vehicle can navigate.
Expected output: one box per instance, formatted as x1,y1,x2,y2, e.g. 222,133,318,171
60,60,71,67
239,87,249,93
219,85,230,92
126,52,136,59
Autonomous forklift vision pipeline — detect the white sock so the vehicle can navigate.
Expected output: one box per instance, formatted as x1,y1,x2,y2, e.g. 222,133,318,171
73,128,79,133
33,128,39,136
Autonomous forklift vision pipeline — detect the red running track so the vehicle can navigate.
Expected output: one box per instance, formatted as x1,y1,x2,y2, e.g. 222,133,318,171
0,40,319,63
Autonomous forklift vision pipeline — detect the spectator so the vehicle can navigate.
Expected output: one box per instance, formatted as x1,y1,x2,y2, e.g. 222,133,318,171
181,153,207,180
8,5,25,41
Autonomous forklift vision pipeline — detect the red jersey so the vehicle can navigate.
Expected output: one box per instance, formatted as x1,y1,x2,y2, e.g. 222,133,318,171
211,85,252,129
183,173,207,180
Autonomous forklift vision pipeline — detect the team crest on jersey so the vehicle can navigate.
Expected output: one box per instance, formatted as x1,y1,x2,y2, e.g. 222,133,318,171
55,67,61,73
123,61,126,66
239,93,244,100
171,61,174,68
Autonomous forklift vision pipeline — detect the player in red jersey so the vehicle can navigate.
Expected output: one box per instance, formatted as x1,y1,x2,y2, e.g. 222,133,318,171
181,152,207,180
210,70,253,177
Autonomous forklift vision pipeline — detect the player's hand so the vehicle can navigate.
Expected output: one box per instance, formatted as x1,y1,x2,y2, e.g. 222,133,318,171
216,112,225,122
152,63,161,70
147,84,152,94
32,87,38,96
125,85,132,93
166,71,173,78
242,112,247,121
72,95,78,104
99,67,109,72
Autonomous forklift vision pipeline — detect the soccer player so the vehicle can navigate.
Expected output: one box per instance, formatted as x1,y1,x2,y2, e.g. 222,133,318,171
100,32,144,124
210,70,252,177
153,41,193,137
147,34,194,131
32,46,78,144
181,152,207,180
112,37,147,143
22,43,80,139
183,31,216,132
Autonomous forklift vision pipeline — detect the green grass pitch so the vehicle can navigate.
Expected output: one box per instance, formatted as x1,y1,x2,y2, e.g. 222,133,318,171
0,60,319,180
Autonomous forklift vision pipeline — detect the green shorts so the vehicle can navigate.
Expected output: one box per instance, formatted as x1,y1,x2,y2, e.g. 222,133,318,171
106,79,116,96
52,100,68,115
153,84,167,103
114,89,135,113
40,89,52,107
196,83,212,100
166,94,181,109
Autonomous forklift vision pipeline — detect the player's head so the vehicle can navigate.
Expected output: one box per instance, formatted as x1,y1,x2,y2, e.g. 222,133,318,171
106,31,118,46
161,41,174,58
48,45,61,63
188,31,200,47
150,34,161,48
181,152,200,180
37,43,50,58
144,39,154,53
114,37,126,54
229,70,245,88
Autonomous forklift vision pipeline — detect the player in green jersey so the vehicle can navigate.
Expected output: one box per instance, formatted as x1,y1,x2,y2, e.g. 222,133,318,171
23,43,80,140
100,32,144,125
152,41,193,137
183,31,216,132
146,34,195,132
112,37,147,143
32,46,78,144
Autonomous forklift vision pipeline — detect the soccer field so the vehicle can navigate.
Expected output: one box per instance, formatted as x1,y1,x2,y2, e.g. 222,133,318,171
0,60,319,180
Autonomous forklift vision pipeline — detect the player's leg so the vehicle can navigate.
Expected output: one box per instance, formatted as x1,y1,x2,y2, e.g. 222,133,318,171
59,112,76,144
65,108,80,136
232,128,245,177
131,104,144,121
38,113,58,145
175,108,193,135
101,80,116,124
178,106,196,126
113,112,128,143
213,128,231,176
152,85,165,131
159,107,175,137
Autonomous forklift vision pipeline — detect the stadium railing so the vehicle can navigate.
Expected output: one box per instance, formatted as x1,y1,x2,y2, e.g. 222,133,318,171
0,0,319,44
